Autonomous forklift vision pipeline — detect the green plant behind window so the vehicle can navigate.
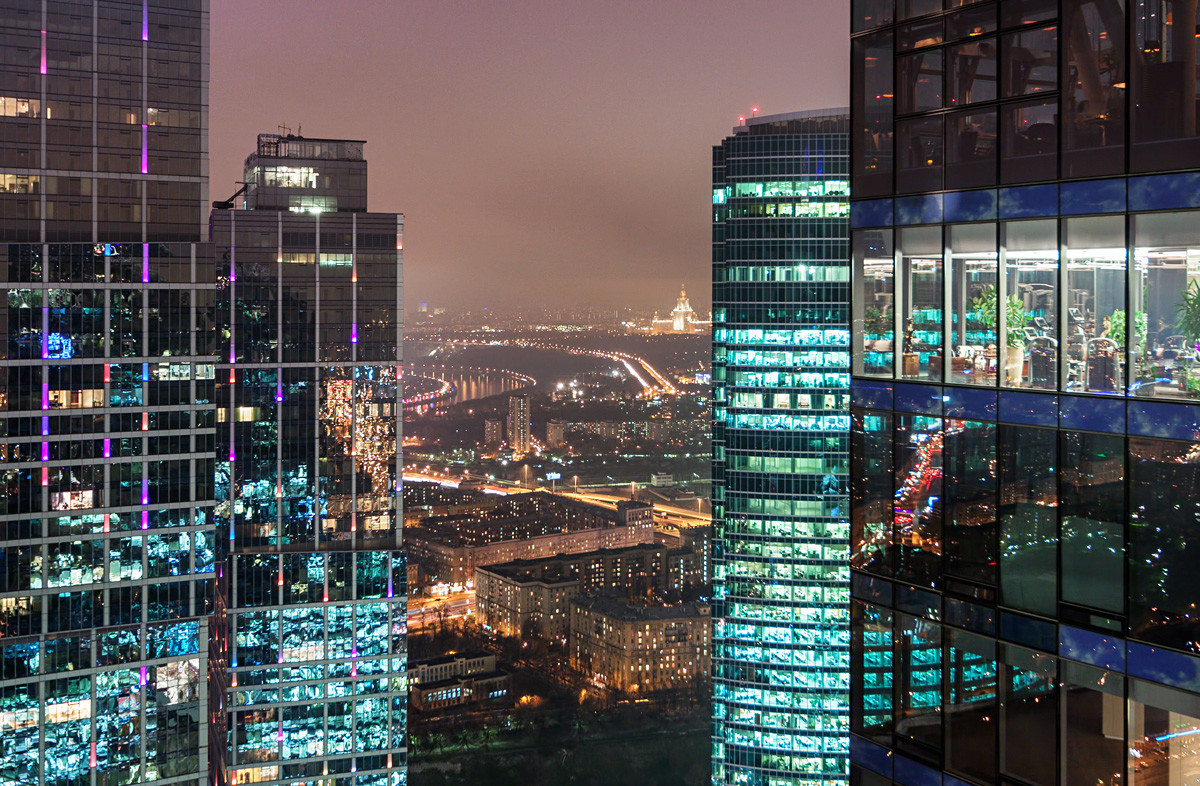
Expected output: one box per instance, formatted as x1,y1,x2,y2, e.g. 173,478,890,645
971,285,1026,347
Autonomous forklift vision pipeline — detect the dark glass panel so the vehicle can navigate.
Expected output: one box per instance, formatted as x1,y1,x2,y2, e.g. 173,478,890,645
899,19,944,50
852,409,895,577
1000,645,1058,786
948,37,999,105
945,108,998,188
1130,436,1200,652
894,613,942,753
898,49,944,113
853,0,895,32
894,414,943,588
852,31,896,197
1001,98,1059,183
945,630,997,783
1131,0,1200,171
897,115,945,193
998,424,1057,616
947,4,996,40
1062,663,1125,786
1001,0,1058,27
851,600,894,745
1003,26,1059,97
1062,0,1126,177
944,419,997,585
898,0,942,19
1060,430,1125,615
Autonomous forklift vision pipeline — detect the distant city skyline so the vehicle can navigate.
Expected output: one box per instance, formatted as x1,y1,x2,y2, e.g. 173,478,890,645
209,0,848,314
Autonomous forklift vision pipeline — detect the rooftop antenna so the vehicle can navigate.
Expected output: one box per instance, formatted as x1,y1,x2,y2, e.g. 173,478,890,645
296,124,302,137
278,123,292,137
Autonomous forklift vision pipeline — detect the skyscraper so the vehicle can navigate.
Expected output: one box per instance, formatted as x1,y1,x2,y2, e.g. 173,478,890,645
850,4,1200,786
0,2,216,784
508,393,530,455
711,109,852,786
213,133,406,785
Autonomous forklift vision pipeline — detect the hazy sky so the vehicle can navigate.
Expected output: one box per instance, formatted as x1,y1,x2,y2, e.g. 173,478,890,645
210,0,848,314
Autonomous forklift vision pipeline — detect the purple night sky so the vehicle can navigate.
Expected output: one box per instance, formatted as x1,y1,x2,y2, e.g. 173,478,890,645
210,0,848,314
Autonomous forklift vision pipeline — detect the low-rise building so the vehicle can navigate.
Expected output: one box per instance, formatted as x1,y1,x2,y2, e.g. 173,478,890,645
408,651,511,712
475,543,671,641
406,493,654,584
569,596,711,693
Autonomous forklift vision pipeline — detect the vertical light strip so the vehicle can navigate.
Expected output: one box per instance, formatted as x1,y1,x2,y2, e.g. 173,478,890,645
142,243,149,282
141,0,148,41
140,124,148,174
39,30,46,74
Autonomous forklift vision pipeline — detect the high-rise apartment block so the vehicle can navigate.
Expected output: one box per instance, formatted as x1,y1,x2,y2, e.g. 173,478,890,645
507,393,530,455
711,109,852,786
0,2,216,785
849,5,1200,786
213,133,406,785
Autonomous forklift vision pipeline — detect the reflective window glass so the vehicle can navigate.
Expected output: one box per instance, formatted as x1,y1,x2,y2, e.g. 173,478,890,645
853,0,895,32
852,409,895,577
944,419,997,585
948,37,999,105
1062,0,1126,178
1060,430,1125,614
853,31,896,197
1001,99,1059,183
898,0,941,19
1131,1,1200,172
899,49,945,114
1062,663,1125,786
947,4,996,40
946,630,997,782
998,424,1057,616
897,116,944,193
1129,681,1200,786
1002,26,1058,97
945,108,998,189
894,414,943,587
894,613,942,752
1001,645,1058,786
851,600,894,744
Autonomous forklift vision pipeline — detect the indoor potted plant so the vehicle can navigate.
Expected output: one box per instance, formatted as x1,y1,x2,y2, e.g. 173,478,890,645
972,285,1027,385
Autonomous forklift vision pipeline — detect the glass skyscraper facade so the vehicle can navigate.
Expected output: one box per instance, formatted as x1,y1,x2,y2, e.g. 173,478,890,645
0,2,215,785
712,109,852,786
214,133,406,786
849,4,1200,786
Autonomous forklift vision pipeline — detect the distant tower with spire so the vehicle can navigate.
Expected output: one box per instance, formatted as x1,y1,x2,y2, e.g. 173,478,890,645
671,285,695,332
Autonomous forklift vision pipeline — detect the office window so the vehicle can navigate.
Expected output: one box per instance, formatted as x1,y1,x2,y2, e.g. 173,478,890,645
949,223,998,384
1064,215,1126,394
899,226,944,380
898,49,944,114
851,600,894,745
1131,211,1200,401
945,108,998,189
894,414,943,587
945,629,997,783
1002,26,1058,97
1001,98,1058,183
948,37,998,106
1003,219,1058,389
894,613,942,753
897,116,945,193
1062,662,1125,786
943,419,997,585
1000,644,1058,786
852,409,894,577
853,229,896,378
1129,680,1200,786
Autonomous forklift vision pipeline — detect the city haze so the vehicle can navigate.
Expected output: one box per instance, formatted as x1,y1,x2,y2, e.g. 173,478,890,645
210,0,848,314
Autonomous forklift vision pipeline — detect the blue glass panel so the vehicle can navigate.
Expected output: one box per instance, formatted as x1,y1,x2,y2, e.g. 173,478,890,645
944,387,997,420
1128,642,1200,694
1060,395,1126,434
1128,401,1200,441
1059,625,1126,671
851,735,894,778
852,572,894,607
895,754,942,786
1129,172,1200,212
999,184,1059,218
944,598,996,635
943,190,998,223
895,585,940,618
852,379,894,409
852,198,895,229
896,194,944,226
998,390,1057,427
894,382,943,415
1060,179,1126,215
1000,611,1057,652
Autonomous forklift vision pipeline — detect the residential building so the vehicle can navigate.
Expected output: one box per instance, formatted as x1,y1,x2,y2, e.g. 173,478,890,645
0,2,216,784
484,417,504,448
214,133,406,785
475,542,706,640
569,596,711,692
507,393,530,455
545,419,566,448
711,109,852,785
849,5,1200,786
405,493,654,585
